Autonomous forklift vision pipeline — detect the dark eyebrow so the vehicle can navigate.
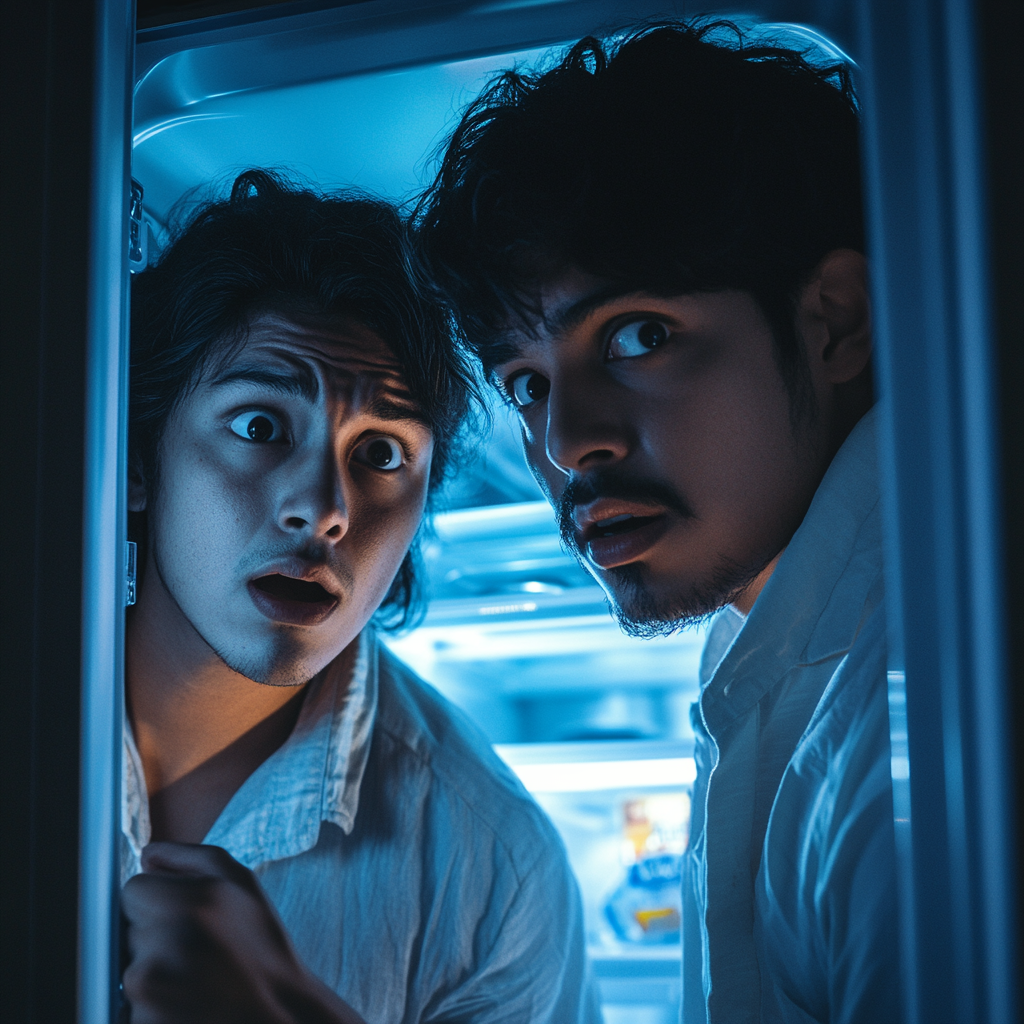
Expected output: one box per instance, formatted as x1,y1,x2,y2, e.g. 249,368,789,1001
207,362,429,428
548,283,650,337
368,392,431,428
482,337,527,374
485,283,656,373
209,363,319,402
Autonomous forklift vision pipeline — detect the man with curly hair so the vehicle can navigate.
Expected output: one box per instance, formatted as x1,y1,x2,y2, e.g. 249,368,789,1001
119,171,600,1024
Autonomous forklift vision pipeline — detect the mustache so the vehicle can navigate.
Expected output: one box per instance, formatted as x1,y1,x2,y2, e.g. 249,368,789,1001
556,469,695,553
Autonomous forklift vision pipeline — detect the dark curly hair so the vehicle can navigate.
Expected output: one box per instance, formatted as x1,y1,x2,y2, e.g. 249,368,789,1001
130,169,478,631
415,20,862,416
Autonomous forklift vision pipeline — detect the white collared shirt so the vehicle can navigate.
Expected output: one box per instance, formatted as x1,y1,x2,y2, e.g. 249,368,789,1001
681,409,902,1023
123,632,601,1024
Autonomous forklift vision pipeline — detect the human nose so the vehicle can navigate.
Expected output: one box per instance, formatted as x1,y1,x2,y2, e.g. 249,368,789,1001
277,441,349,541
543,368,631,475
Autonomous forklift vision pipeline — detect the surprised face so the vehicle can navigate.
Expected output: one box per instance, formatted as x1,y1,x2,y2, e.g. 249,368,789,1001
133,314,434,686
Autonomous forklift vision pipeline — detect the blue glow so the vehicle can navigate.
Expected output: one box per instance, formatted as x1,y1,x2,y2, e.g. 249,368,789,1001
133,46,557,227
131,41,702,1017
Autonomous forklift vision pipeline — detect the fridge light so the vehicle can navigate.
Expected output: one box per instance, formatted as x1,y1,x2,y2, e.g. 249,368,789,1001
508,757,696,793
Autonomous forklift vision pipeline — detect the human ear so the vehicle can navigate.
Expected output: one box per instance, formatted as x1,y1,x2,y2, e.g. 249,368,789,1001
798,248,872,385
128,458,148,512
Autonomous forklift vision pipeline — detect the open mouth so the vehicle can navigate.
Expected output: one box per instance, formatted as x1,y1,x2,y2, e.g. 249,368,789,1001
586,513,663,542
581,511,672,570
252,573,335,604
248,572,339,625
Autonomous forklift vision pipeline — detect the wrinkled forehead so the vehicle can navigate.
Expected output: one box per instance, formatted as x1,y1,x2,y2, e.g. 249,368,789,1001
204,312,418,406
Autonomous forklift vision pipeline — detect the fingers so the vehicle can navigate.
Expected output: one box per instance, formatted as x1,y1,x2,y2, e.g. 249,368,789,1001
142,841,252,883
123,845,296,980
122,867,288,955
140,842,265,905
122,870,220,928
122,843,363,1024
121,869,292,1023
121,874,218,1020
122,947,206,1023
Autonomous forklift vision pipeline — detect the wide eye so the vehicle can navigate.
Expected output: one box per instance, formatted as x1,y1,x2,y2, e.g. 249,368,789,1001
508,370,550,409
353,435,404,472
607,320,669,360
229,411,284,442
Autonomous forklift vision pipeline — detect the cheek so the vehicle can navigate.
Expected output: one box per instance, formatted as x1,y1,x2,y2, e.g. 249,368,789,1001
151,442,266,581
630,351,820,547
347,479,429,589
520,424,561,503
652,381,819,559
706,385,807,503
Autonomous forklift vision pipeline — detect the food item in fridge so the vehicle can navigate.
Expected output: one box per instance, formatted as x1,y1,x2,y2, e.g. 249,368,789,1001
604,851,683,943
604,795,689,944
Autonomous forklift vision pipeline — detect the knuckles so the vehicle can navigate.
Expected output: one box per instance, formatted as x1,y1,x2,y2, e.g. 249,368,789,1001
123,871,239,921
123,955,189,1004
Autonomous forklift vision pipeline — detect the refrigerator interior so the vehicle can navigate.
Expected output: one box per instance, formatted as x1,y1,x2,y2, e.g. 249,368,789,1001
384,501,703,1021
132,33,713,1020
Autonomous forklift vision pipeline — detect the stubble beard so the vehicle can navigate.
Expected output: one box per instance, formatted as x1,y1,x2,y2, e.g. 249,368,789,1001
210,634,318,688
600,551,776,639
556,468,776,637
151,540,328,688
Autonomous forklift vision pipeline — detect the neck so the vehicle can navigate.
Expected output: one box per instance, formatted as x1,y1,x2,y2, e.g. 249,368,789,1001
125,555,325,843
731,550,784,616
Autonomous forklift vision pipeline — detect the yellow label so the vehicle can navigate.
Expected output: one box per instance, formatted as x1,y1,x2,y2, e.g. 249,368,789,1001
635,908,681,932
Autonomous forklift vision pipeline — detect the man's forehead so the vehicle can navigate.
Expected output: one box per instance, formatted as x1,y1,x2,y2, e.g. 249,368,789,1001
242,313,404,376
202,313,425,423
208,312,413,391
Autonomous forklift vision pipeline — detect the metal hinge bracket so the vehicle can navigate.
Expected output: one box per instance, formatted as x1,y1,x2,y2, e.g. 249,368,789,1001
128,179,147,273
125,541,137,607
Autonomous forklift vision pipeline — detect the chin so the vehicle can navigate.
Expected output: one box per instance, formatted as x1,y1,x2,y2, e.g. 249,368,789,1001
214,636,335,688
609,577,718,639
244,663,321,688
605,559,757,638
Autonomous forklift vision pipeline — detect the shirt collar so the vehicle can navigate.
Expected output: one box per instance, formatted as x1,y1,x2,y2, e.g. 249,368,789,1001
122,629,379,872
699,407,883,729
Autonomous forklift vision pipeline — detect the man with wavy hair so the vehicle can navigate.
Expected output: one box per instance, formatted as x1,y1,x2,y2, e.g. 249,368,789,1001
119,171,599,1024
419,22,900,1023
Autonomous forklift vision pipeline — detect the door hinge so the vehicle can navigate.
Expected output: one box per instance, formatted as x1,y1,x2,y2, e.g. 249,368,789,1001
128,178,147,273
125,541,137,607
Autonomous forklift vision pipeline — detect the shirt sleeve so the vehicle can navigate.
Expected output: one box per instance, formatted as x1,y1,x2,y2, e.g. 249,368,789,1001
420,845,603,1024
